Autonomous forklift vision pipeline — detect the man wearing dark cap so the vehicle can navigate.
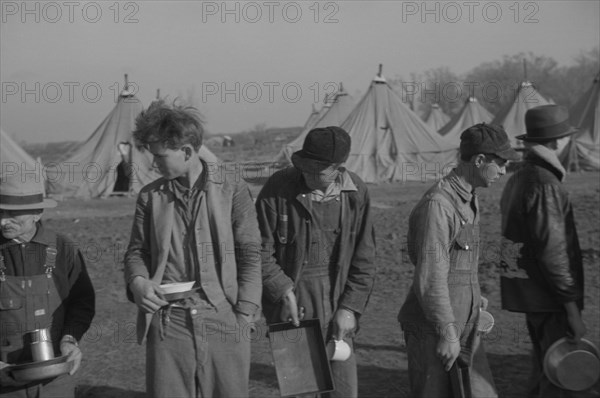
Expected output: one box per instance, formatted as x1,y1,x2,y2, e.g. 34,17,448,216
256,126,376,397
0,173,95,397
398,123,519,397
500,105,586,397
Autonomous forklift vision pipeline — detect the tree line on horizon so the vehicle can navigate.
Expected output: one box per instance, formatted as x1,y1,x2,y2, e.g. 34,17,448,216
390,47,600,120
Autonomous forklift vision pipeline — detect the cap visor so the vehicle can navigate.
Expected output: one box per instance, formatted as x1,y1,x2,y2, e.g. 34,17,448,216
496,147,521,162
291,152,334,172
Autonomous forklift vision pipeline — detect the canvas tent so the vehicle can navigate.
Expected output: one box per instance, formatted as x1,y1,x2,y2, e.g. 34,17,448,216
492,81,552,148
1,128,39,176
279,83,355,162
302,104,321,131
437,97,494,144
47,82,218,198
560,74,600,171
341,69,458,183
425,103,451,133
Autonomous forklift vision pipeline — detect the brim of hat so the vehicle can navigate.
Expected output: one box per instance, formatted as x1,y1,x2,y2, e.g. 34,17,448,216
496,147,521,162
0,198,57,210
291,151,336,172
516,126,579,142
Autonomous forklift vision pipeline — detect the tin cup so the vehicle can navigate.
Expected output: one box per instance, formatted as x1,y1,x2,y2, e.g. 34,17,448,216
326,339,352,362
477,310,495,334
23,328,54,362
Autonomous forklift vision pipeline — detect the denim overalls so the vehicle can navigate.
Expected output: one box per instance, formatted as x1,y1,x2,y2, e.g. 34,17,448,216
0,245,73,397
400,187,497,398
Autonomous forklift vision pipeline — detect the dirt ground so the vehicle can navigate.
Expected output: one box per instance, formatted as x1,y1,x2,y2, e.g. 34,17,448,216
39,170,599,398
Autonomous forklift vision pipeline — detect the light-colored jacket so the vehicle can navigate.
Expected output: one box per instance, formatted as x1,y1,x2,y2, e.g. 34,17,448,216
124,167,262,344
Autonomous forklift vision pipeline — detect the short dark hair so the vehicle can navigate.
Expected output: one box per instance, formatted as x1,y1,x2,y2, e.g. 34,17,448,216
133,99,205,151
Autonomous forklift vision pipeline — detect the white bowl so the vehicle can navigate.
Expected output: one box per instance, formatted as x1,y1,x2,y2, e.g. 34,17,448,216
159,281,195,294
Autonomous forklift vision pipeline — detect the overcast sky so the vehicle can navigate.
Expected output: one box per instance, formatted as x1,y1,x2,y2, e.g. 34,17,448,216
1,0,599,143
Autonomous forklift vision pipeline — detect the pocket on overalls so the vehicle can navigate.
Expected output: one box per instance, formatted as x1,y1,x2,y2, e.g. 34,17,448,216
452,224,479,271
0,297,24,358
0,297,23,310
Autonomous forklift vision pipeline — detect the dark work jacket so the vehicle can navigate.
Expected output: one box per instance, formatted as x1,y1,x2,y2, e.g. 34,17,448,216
499,153,584,312
255,167,376,324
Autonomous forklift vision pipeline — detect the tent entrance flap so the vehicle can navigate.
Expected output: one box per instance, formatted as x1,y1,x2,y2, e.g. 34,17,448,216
113,142,132,194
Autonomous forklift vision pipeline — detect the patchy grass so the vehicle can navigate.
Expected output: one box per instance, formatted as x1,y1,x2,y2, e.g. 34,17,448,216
37,171,600,397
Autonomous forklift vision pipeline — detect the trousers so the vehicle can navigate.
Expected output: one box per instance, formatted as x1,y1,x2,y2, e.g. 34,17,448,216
525,311,598,398
146,301,251,398
404,328,497,398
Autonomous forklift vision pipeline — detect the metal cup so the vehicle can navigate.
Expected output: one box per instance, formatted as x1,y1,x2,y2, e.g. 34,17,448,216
23,328,54,362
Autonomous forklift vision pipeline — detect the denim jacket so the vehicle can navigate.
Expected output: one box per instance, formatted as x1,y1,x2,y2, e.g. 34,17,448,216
255,167,376,324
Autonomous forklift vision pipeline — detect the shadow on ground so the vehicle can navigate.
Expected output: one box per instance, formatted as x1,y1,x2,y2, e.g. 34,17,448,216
76,385,145,398
488,352,530,398
358,365,408,397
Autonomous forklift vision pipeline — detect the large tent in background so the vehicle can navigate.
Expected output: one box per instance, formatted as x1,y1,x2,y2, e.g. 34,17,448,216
560,74,600,171
1,128,39,175
279,83,355,162
437,97,494,143
302,104,321,131
491,81,552,148
47,83,150,198
424,103,451,133
341,67,458,183
47,78,219,198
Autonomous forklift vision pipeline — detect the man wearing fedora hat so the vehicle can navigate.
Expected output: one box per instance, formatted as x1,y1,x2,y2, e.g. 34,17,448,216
0,173,95,397
256,126,376,397
500,104,586,397
399,123,520,397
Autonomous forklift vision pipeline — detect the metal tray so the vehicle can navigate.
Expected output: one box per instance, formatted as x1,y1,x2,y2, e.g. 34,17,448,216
8,355,73,382
268,319,334,397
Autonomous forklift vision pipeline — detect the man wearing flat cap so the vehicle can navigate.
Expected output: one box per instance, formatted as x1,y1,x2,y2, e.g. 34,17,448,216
500,105,586,397
0,173,95,397
256,126,376,397
399,123,519,397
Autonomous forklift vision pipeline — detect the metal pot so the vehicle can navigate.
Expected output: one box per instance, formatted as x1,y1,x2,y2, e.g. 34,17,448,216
543,337,600,391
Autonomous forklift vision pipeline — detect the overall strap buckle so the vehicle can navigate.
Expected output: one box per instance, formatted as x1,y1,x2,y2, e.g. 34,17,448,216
0,254,5,282
44,247,58,278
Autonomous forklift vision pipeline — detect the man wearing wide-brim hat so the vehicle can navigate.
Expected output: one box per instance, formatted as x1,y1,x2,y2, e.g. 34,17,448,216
499,104,587,397
0,173,95,397
256,126,376,398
